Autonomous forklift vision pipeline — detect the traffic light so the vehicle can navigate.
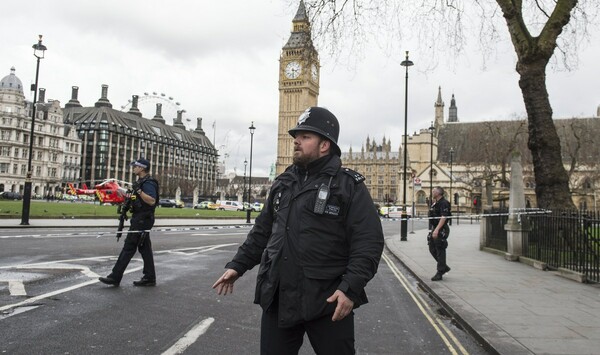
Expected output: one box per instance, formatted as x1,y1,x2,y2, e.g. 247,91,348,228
454,193,459,205
473,196,478,206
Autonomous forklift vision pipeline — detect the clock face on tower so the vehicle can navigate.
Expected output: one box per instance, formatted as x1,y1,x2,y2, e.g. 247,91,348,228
311,64,318,82
285,61,302,79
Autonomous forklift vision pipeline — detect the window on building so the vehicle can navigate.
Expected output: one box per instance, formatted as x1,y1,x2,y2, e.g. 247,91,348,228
0,146,10,156
20,165,26,175
0,163,8,173
13,148,19,158
13,164,17,174
35,166,41,176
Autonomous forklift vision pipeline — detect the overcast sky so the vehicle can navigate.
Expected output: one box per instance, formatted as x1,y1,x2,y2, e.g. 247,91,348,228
2,1,599,177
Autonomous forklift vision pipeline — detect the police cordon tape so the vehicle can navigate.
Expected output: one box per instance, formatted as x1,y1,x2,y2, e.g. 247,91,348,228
2,209,552,239
387,208,551,223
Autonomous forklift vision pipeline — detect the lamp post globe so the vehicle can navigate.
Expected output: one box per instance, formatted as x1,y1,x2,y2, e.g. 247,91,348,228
400,51,413,241
21,35,47,226
246,122,255,223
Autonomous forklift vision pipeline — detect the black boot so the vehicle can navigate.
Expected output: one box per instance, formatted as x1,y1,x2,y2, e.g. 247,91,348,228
133,278,156,287
431,272,443,281
99,276,120,286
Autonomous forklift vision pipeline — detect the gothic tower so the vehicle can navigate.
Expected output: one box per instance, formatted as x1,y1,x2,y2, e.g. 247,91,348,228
434,86,444,129
276,0,320,175
448,94,458,122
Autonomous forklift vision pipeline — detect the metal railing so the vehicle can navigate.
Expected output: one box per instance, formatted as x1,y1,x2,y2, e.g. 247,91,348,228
525,210,600,283
483,208,508,251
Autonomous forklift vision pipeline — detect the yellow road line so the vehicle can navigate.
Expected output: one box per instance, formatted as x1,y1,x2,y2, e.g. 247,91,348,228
382,252,469,355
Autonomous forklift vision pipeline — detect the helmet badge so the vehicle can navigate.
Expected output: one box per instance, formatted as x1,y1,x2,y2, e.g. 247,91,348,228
297,108,311,125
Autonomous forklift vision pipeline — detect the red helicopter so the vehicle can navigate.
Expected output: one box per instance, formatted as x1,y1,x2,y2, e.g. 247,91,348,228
67,179,131,205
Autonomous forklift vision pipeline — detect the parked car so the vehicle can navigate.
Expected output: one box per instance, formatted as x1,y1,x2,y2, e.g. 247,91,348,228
0,191,22,200
251,202,264,212
216,200,244,211
194,200,216,209
158,199,183,208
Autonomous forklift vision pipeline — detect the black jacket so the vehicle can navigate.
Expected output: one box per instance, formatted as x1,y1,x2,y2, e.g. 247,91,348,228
226,155,384,328
428,196,451,233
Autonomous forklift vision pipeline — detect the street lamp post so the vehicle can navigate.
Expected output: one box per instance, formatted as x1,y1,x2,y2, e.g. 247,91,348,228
21,35,47,226
449,147,454,226
246,122,255,223
243,159,247,205
429,122,435,204
400,51,413,241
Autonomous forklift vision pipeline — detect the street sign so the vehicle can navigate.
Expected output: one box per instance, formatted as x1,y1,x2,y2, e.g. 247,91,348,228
414,177,422,191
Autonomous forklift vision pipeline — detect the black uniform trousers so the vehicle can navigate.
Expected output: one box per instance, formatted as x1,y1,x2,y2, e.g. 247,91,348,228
110,214,155,281
260,305,355,355
428,229,449,273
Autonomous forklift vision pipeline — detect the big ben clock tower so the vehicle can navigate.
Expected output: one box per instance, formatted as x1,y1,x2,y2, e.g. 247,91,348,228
276,0,320,175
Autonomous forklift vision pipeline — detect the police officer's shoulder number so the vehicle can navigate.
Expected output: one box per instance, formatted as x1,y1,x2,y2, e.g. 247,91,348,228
342,167,365,184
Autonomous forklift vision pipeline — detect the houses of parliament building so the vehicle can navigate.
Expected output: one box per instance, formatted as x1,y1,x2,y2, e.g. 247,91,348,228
275,1,600,214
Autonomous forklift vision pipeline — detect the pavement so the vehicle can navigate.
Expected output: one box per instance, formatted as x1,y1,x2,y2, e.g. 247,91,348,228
387,223,600,355
2,218,600,354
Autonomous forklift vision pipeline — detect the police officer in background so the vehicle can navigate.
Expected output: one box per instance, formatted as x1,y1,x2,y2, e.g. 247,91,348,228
428,186,451,281
99,158,159,287
212,107,384,354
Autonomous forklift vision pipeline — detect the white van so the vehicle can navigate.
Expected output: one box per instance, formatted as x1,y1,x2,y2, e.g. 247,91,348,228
216,200,244,211
388,206,412,219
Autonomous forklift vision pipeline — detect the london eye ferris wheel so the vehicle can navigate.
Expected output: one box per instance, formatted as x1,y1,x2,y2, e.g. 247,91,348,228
120,91,193,129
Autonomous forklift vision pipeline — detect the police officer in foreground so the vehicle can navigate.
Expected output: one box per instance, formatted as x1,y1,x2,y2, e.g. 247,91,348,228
99,158,159,287
428,186,451,281
212,107,384,354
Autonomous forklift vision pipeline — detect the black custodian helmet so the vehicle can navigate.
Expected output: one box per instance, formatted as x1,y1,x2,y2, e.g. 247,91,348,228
288,107,341,156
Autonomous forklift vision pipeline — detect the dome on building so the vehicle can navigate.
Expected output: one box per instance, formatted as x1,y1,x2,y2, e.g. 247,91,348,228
0,67,24,93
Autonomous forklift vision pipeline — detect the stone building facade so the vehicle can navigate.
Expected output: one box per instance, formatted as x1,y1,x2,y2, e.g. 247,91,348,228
341,137,400,203
62,85,219,199
0,67,81,197
341,86,599,216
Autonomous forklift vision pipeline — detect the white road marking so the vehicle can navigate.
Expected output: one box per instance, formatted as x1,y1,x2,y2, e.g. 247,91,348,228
0,266,143,313
18,264,100,278
155,243,238,256
0,305,39,320
8,281,26,296
0,256,118,270
161,317,215,355
0,243,236,312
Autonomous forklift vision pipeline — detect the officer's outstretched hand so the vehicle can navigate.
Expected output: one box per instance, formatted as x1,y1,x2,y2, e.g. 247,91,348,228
212,269,239,295
327,290,354,321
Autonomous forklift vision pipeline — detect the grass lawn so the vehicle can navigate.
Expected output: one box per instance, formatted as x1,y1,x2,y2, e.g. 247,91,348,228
0,200,256,219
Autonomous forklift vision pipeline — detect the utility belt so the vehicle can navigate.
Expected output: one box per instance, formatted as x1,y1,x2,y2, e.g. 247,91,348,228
427,228,449,243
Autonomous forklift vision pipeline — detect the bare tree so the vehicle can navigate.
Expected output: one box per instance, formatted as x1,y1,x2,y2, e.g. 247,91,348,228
301,0,599,209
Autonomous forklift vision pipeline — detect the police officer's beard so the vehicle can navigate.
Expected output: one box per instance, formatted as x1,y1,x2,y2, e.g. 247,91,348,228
293,154,311,168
